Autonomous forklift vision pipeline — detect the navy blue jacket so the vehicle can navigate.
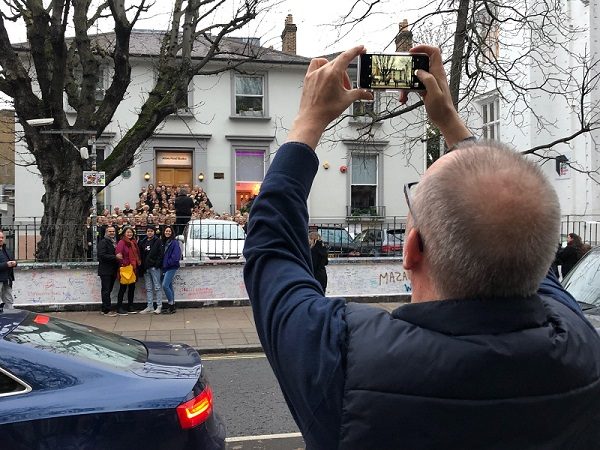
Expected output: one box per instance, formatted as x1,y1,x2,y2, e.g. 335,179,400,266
243,142,600,450
162,239,181,271
0,244,15,283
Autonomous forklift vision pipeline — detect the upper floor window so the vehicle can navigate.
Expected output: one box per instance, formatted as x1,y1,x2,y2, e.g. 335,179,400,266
351,82,377,119
234,74,265,117
481,97,500,140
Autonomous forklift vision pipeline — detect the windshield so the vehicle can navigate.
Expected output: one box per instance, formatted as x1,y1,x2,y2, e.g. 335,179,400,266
563,250,600,307
188,222,246,240
4,315,147,369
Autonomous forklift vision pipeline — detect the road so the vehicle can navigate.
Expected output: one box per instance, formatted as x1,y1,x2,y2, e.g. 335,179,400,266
203,353,305,450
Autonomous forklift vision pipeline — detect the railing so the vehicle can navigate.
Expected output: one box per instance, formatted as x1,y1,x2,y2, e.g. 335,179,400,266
3,216,598,262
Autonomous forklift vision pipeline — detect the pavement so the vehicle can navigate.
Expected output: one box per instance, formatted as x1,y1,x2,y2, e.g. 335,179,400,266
47,302,404,354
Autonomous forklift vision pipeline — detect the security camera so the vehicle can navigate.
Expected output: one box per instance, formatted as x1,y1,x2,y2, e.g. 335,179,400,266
79,147,89,160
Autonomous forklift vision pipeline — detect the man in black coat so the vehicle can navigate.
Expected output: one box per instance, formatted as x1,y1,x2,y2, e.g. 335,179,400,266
0,230,16,309
97,225,121,316
138,225,164,314
174,187,194,236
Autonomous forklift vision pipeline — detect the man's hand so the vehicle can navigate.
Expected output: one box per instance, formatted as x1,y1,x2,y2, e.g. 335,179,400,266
287,46,374,150
7,261,16,268
401,45,472,148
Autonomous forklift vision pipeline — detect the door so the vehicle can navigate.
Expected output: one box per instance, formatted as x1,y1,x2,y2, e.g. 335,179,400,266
157,168,193,187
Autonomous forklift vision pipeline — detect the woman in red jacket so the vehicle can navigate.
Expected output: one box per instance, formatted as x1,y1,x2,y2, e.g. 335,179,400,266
115,226,141,315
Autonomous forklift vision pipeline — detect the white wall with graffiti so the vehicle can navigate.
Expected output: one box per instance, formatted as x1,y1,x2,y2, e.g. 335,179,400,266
11,259,411,308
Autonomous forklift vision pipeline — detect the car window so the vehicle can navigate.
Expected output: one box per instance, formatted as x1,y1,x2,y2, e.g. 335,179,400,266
189,223,245,240
4,315,147,369
0,369,28,396
563,251,600,307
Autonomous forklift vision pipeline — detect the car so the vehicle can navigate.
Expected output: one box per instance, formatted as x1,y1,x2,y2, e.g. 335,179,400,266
183,219,245,260
311,225,358,257
352,227,405,257
0,307,225,449
561,246,600,331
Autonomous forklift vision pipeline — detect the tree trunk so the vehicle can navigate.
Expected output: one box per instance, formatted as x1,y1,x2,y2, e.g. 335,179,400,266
34,138,91,262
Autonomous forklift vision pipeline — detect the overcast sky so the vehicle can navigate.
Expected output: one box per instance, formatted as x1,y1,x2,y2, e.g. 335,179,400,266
1,0,417,57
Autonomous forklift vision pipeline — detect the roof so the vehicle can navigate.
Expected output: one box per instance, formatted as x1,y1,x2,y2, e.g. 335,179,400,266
14,29,312,66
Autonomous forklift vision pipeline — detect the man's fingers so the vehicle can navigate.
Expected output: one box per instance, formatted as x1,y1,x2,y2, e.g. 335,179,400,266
332,45,366,71
307,57,329,74
415,69,442,97
349,88,374,103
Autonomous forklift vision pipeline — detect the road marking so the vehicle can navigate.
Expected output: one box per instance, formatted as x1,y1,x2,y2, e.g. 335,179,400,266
203,353,267,361
226,432,302,442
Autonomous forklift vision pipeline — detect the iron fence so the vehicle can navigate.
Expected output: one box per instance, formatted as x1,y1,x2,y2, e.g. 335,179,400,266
3,216,598,262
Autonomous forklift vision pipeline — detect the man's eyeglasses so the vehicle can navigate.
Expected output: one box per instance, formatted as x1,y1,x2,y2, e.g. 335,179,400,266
404,182,419,225
403,182,424,252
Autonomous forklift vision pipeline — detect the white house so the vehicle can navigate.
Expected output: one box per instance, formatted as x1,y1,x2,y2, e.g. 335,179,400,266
458,0,600,229
13,15,425,232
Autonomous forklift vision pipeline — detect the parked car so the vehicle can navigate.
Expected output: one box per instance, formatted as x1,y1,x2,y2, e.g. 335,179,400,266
562,246,600,331
0,308,225,449
311,225,358,257
352,228,405,257
183,219,245,260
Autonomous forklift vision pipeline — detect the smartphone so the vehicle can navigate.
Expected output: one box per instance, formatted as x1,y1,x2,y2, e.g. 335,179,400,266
357,52,429,90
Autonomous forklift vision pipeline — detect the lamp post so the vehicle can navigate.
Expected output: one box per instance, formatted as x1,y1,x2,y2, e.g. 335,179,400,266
25,119,99,260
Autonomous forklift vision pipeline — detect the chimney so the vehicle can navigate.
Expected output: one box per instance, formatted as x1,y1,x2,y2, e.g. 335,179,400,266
281,14,297,55
395,19,413,52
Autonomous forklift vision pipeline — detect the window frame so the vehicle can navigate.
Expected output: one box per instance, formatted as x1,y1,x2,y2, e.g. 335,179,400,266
350,152,379,213
0,366,32,398
231,73,268,118
481,97,500,140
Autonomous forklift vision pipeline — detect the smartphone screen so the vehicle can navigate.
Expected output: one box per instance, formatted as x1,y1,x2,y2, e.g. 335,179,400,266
357,53,429,90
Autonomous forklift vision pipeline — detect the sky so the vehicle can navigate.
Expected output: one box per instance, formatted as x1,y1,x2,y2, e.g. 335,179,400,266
1,0,417,57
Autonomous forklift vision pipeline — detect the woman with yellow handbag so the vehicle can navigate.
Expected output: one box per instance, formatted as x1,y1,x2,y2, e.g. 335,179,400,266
115,226,141,315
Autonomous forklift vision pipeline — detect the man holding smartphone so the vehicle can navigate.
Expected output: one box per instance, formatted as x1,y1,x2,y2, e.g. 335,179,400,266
243,45,600,449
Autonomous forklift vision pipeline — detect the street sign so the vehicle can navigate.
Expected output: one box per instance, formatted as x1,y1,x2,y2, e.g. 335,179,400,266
83,171,106,187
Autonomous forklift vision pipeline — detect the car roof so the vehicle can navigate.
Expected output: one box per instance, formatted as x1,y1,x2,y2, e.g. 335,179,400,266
188,219,241,225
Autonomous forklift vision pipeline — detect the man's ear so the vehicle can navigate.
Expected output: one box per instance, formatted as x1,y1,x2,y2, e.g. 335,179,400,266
403,228,423,271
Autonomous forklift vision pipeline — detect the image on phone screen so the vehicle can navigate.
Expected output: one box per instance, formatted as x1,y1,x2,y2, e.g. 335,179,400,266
358,53,428,90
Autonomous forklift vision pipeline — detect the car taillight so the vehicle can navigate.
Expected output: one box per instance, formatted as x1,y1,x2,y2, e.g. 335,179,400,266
381,245,402,253
34,315,50,325
177,386,213,429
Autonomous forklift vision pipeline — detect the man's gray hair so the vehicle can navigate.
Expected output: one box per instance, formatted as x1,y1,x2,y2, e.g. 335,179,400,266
413,141,560,298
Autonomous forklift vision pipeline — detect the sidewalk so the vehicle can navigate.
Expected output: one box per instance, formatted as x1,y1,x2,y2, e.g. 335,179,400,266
48,303,403,354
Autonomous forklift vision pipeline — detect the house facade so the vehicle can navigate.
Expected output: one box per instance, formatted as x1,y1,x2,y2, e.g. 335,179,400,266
13,15,425,231
459,0,600,228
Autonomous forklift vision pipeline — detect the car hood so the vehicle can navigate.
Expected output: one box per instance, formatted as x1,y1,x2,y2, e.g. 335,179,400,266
130,341,202,379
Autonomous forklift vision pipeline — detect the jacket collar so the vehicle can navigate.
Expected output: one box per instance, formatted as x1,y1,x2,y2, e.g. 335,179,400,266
392,295,548,335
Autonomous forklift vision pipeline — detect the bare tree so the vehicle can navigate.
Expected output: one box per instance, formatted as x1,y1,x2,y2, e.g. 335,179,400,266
0,0,276,261
332,0,600,171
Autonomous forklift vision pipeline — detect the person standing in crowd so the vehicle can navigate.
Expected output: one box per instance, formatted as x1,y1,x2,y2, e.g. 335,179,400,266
309,231,328,292
115,226,141,315
161,225,181,314
138,225,164,314
174,187,194,236
242,45,600,449
97,225,120,316
0,230,17,310
556,232,585,278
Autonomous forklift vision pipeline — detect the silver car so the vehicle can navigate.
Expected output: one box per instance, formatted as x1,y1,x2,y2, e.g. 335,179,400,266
183,219,245,260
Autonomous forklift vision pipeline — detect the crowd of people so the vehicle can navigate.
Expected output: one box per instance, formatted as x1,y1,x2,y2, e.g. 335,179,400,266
86,183,249,258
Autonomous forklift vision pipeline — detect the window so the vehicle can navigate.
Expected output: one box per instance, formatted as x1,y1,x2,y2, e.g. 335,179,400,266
481,98,500,140
0,368,30,398
235,150,265,210
5,314,147,369
351,82,377,118
351,153,378,214
234,75,265,116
